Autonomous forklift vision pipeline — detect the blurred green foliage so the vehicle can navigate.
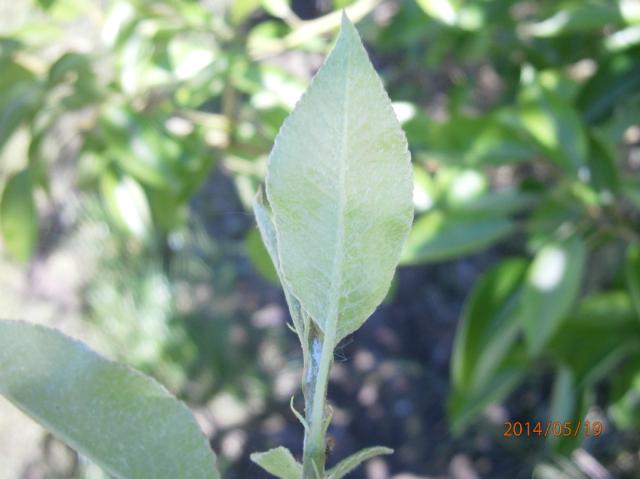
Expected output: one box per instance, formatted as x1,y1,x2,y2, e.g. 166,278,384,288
1,0,640,468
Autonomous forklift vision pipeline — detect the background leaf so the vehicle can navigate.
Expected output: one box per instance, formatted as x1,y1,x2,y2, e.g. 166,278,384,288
0,320,219,479
521,236,586,355
0,169,38,261
401,211,514,264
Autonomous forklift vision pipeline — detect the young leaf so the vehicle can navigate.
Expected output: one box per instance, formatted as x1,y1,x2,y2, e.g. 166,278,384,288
326,446,393,479
254,188,307,342
0,169,38,261
250,446,303,479
264,14,413,344
521,236,586,355
0,320,219,479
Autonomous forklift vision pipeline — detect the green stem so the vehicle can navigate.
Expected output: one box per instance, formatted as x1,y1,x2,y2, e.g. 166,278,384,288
302,322,335,478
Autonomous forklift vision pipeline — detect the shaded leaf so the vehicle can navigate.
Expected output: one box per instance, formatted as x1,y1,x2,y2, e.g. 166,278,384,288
0,320,219,479
547,367,590,455
449,345,527,433
0,169,38,261
626,244,640,320
548,292,639,385
577,53,640,124
250,446,302,479
326,446,393,479
452,259,527,393
265,15,413,343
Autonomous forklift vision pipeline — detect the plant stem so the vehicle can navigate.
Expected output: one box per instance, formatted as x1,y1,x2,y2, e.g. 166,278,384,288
302,323,335,478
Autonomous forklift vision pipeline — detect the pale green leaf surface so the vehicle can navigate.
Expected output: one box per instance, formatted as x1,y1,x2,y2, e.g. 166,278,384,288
521,236,586,355
0,320,219,479
250,446,302,479
1,170,38,262
326,446,393,479
265,15,413,343
253,189,306,340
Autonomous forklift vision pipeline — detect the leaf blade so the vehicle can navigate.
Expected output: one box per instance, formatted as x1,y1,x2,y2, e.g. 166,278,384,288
0,169,38,261
0,320,219,479
521,236,586,355
250,446,302,479
326,446,393,479
265,15,413,343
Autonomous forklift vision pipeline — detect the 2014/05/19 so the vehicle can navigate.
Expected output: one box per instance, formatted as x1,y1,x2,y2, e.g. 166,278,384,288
503,420,604,438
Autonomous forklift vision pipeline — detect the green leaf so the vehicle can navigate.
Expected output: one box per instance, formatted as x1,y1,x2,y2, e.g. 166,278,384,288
0,169,38,261
449,259,529,432
577,54,640,124
0,320,219,479
407,113,535,166
521,236,586,355
253,189,307,342
519,83,588,174
451,259,527,394
587,132,620,193
626,244,640,320
524,4,622,37
264,15,414,344
326,446,393,479
449,345,527,433
0,81,42,153
415,0,459,26
250,446,302,479
549,292,639,385
246,227,280,285
400,210,514,264
547,366,590,455
100,171,152,240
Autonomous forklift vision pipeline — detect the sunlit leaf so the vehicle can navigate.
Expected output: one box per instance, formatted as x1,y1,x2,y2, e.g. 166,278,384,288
519,83,588,174
326,446,393,479
100,171,152,240
401,211,514,264
521,236,586,355
0,169,38,261
250,446,302,479
524,4,622,37
264,15,413,344
0,320,219,479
